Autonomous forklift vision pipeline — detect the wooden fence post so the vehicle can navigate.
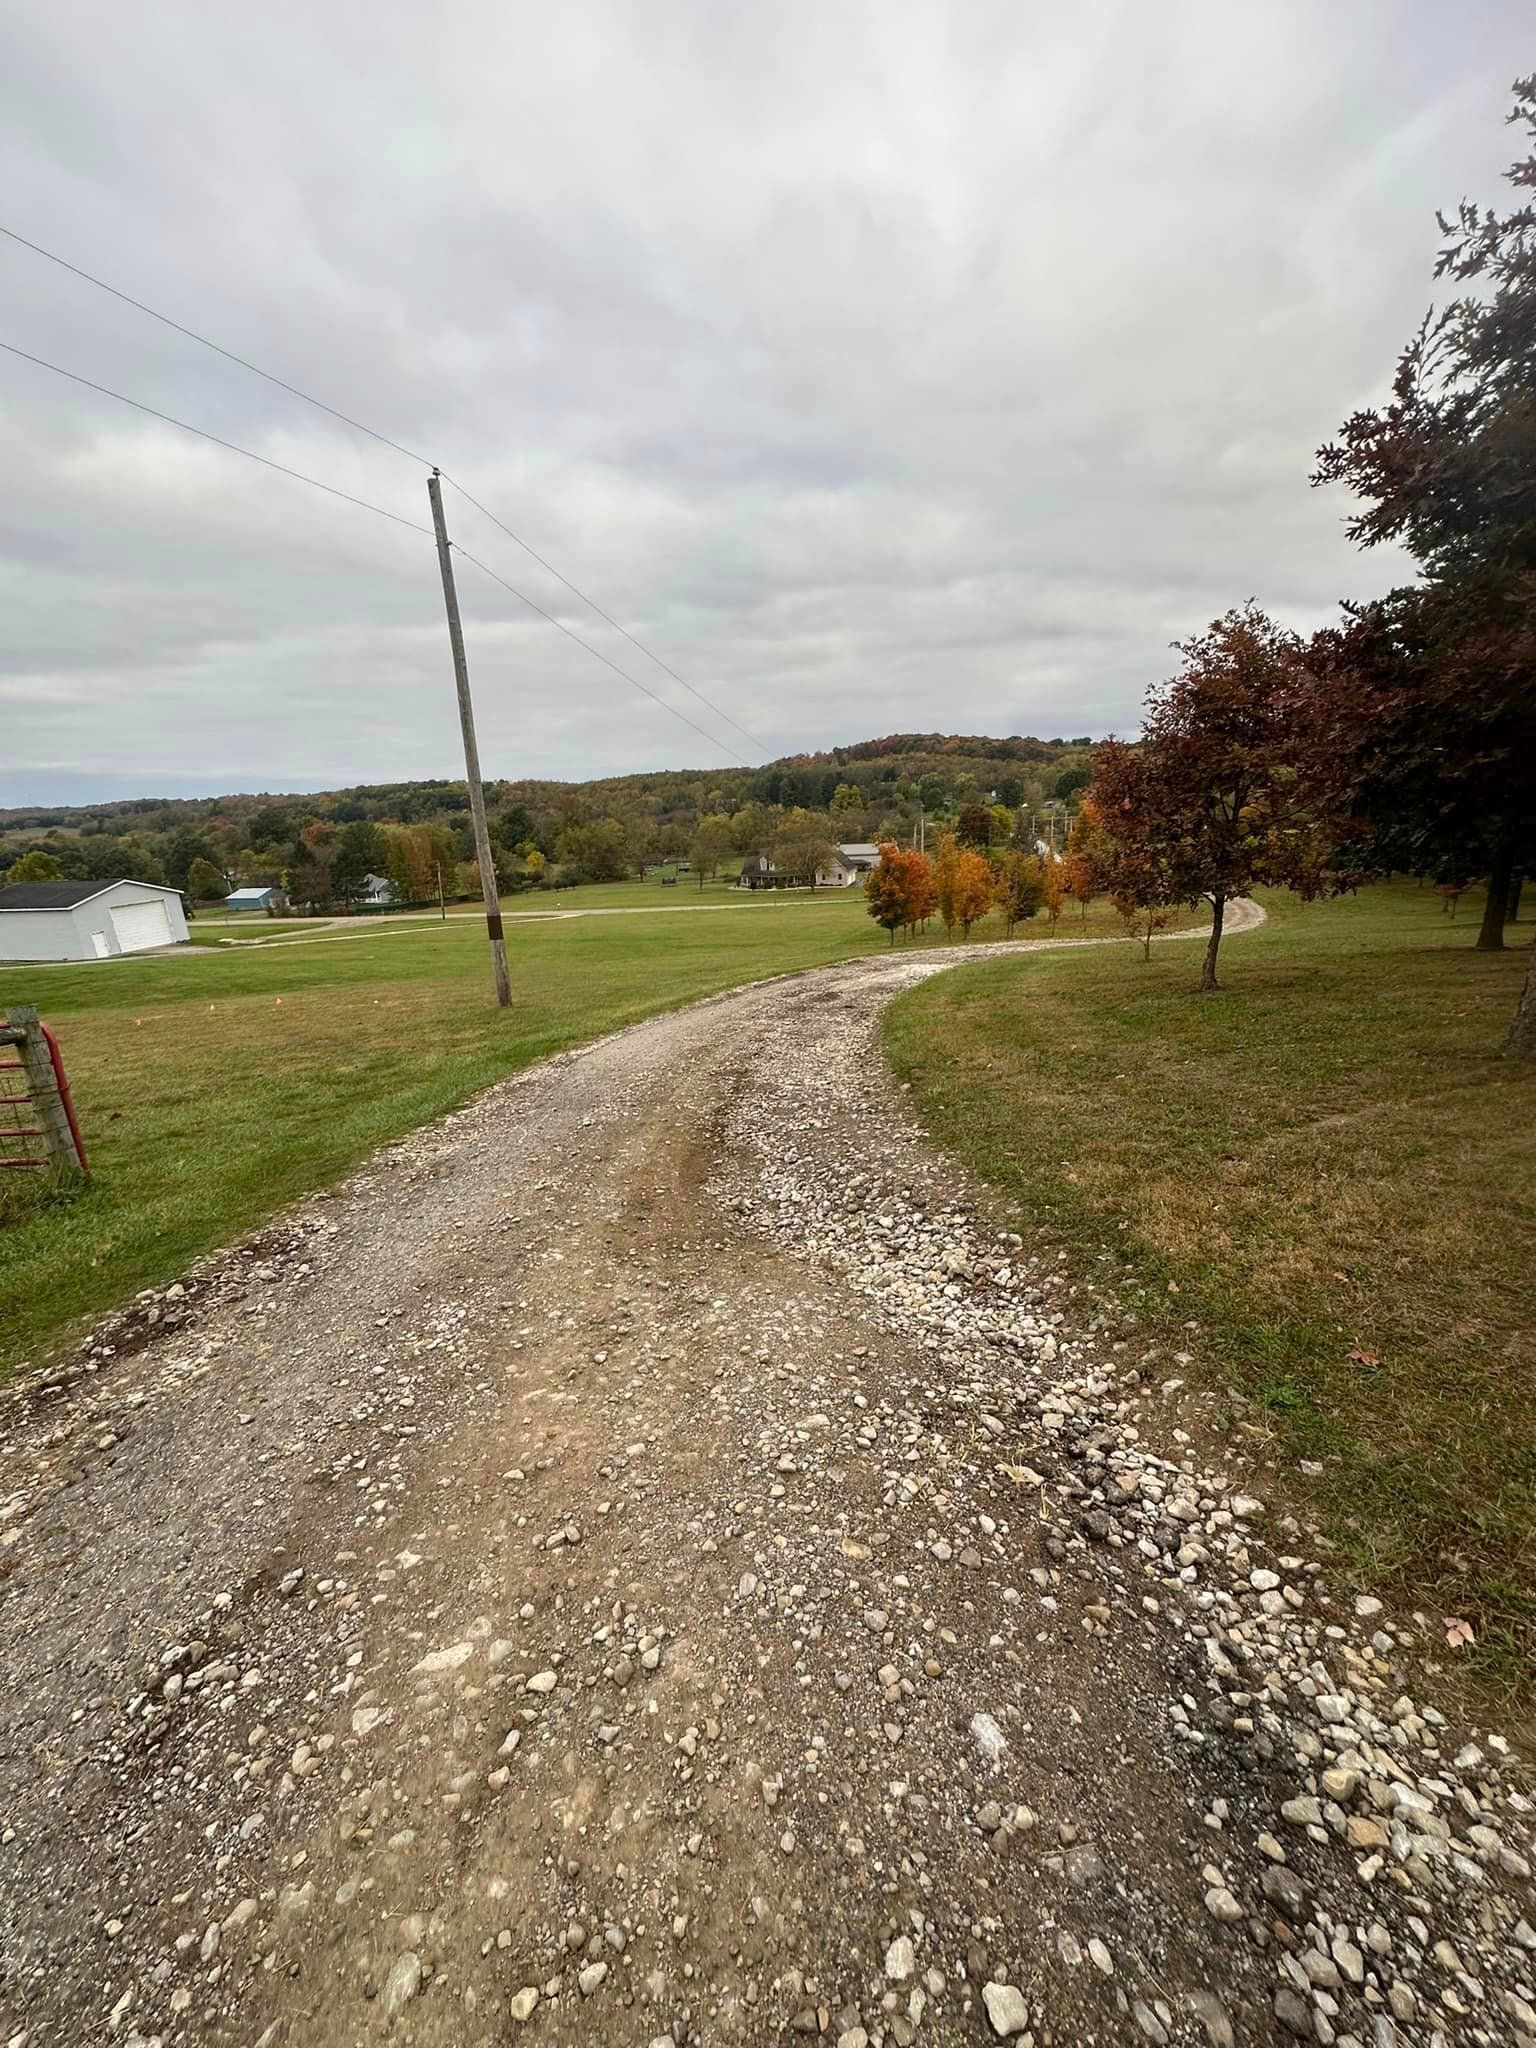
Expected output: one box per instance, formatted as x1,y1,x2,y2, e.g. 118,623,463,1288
1,1005,86,1173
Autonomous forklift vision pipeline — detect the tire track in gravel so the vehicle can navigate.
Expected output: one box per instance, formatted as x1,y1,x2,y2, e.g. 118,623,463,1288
3,898,1533,2048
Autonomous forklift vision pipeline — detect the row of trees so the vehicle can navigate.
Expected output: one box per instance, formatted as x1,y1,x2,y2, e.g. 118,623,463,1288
863,833,1081,943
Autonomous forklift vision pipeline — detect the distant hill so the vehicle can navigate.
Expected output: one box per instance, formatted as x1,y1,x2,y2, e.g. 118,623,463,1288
0,732,1092,837
0,731,1096,894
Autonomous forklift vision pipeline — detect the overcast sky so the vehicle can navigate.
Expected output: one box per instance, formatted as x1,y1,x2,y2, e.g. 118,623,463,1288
1,3,1529,805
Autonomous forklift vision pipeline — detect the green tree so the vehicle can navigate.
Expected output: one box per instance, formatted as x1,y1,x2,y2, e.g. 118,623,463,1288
162,828,220,890
285,847,333,911
771,810,837,887
554,819,629,883
331,820,392,902
993,850,1045,935
247,805,294,847
689,813,735,888
4,850,63,883
186,857,228,903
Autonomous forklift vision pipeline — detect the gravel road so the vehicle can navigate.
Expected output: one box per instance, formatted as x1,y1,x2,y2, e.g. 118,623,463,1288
3,904,1533,2048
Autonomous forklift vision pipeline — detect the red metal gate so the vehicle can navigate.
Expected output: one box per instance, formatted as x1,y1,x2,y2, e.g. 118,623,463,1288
0,1005,88,1173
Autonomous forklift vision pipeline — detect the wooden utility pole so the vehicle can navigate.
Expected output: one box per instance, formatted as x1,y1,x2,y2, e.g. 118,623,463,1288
427,471,510,1007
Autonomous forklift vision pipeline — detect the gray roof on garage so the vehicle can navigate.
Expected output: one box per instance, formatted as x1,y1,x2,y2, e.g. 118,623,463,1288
0,879,179,911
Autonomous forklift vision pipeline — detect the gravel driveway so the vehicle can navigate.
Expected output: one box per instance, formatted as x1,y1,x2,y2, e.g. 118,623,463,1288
2,902,1533,2048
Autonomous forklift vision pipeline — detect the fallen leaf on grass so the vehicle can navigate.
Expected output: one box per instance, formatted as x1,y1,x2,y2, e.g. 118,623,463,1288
1444,1617,1476,1649
1346,1348,1381,1369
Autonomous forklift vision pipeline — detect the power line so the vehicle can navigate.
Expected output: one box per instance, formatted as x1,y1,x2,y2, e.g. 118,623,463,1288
0,337,432,537
0,223,433,469
0,220,762,751
441,476,760,747
451,543,750,765
0,334,751,764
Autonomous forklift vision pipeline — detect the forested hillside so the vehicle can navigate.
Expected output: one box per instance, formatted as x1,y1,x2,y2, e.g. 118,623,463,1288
0,732,1094,901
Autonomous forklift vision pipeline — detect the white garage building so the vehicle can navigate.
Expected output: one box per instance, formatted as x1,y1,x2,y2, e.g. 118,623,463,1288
0,879,190,961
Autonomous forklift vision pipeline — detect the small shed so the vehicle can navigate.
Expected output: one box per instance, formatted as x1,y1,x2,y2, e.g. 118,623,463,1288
359,872,394,904
225,885,288,912
0,879,190,961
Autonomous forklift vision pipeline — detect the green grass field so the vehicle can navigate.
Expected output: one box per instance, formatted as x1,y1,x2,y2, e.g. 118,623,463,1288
885,882,1536,1690
0,881,1146,1370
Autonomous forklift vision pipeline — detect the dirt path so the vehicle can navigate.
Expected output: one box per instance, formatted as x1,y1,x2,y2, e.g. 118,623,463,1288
2,903,1533,2048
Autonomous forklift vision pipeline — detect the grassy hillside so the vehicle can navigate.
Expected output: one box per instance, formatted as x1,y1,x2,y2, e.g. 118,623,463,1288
885,883,1536,1691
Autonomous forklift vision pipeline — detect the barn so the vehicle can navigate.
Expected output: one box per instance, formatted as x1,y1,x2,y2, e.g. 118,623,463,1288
0,879,190,961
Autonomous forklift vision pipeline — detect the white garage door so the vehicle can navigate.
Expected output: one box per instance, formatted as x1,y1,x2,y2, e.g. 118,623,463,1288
111,899,173,953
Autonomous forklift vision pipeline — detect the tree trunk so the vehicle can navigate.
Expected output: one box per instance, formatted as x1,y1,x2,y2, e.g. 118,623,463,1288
1505,939,1536,1057
1477,854,1513,951
1507,873,1524,925
1200,893,1226,991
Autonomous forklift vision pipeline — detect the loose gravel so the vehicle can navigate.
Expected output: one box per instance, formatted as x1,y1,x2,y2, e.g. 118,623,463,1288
1,904,1532,2048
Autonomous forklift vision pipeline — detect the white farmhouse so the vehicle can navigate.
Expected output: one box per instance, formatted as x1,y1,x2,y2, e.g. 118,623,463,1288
0,879,190,961
816,843,881,887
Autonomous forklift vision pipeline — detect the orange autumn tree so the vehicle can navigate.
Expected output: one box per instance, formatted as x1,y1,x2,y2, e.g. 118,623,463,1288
1064,798,1107,920
902,847,937,938
864,842,934,944
933,832,994,938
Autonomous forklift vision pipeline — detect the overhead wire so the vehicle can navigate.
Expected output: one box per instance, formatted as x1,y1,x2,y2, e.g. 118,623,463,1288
0,332,750,765
450,543,750,764
0,223,433,468
439,474,760,747
0,338,433,537
0,220,762,749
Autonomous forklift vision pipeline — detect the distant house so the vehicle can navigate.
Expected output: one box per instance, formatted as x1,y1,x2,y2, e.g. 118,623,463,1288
0,879,189,961
225,885,289,913
359,872,394,904
741,842,882,891
740,851,809,890
817,843,881,888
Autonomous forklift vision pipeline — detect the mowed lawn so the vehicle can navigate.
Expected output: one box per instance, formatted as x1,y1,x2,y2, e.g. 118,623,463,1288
0,882,1148,1369
885,883,1536,1685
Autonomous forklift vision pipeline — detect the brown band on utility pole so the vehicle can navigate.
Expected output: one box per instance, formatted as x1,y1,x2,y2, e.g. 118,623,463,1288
486,913,504,942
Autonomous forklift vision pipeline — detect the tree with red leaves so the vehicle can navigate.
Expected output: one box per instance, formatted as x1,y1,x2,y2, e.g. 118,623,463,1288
1090,605,1336,991
1312,79,1536,1049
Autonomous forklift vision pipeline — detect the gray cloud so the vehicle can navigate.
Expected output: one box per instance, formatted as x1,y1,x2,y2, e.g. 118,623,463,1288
1,0,1529,802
